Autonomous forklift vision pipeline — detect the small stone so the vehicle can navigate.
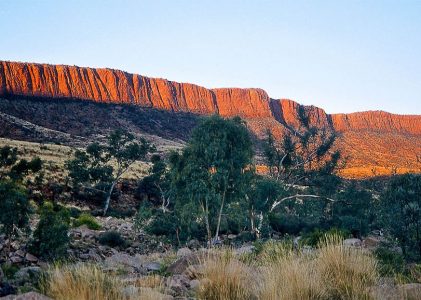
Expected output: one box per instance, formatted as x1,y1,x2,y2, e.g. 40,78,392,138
144,262,161,272
235,245,255,255
15,250,25,257
176,247,192,257
343,238,362,247
190,279,200,290
10,256,23,264
25,253,38,263
227,234,237,240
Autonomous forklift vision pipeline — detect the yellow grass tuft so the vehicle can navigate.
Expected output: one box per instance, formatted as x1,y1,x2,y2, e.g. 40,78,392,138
197,249,257,300
41,263,126,300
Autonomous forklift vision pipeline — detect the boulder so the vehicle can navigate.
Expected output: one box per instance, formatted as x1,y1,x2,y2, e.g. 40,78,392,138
9,257,22,264
167,252,204,275
235,245,255,255
24,254,38,263
343,238,362,247
103,252,143,273
144,262,161,272
166,274,190,297
187,239,201,250
176,248,192,257
190,279,200,291
399,283,421,299
14,251,24,258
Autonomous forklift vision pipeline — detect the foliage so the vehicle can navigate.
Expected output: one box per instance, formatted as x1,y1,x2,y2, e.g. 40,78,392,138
73,213,101,230
246,176,285,237
374,246,406,276
137,155,170,211
332,184,374,237
380,174,421,261
0,146,43,182
300,227,350,247
263,113,340,187
98,231,126,248
30,203,70,261
0,180,32,240
66,129,152,215
169,115,254,243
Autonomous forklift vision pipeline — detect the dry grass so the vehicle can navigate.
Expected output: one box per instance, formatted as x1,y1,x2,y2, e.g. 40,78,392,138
41,263,170,300
41,263,126,300
197,249,257,300
0,138,150,182
317,235,378,299
198,236,378,300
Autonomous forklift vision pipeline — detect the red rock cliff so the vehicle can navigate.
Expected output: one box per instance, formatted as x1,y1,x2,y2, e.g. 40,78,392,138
1,60,420,136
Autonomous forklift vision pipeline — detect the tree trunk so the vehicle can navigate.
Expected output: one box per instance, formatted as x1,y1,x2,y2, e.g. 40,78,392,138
201,201,212,248
214,190,226,241
103,180,117,216
249,207,256,233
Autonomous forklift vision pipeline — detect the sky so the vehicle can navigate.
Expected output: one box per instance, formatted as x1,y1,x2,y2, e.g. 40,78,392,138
1,0,420,114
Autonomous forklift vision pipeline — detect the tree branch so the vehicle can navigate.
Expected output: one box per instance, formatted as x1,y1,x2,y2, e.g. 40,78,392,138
270,194,336,212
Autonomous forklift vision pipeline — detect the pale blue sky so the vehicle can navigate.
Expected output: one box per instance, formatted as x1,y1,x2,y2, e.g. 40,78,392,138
1,0,420,114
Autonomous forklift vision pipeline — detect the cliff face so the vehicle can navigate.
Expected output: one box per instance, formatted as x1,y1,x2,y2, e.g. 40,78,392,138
1,61,420,178
0,61,421,134
1,61,420,135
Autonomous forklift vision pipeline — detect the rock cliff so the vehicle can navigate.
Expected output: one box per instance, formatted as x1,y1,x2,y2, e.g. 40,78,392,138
1,61,420,177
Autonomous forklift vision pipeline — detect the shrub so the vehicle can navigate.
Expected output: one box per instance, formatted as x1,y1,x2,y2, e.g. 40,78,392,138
68,207,82,218
73,213,101,230
300,227,350,247
98,231,126,248
375,246,406,276
0,181,32,240
29,203,70,261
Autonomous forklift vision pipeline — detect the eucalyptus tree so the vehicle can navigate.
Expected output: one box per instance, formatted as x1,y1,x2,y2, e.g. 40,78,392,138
67,129,152,215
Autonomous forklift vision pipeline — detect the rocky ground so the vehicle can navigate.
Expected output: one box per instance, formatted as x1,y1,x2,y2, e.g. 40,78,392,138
1,215,421,299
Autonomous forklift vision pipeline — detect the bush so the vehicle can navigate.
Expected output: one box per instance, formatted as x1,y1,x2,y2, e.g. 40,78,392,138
0,181,32,239
29,203,70,261
73,213,101,230
300,228,350,247
375,246,406,276
98,231,126,248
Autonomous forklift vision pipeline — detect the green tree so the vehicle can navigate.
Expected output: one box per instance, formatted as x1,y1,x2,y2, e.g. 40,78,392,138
137,154,170,212
67,130,152,215
246,176,285,237
30,203,70,261
0,145,42,182
263,108,341,212
0,181,32,245
381,174,421,261
169,115,253,245
332,184,374,238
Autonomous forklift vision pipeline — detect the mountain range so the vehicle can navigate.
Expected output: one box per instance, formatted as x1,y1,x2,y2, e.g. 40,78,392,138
1,60,420,178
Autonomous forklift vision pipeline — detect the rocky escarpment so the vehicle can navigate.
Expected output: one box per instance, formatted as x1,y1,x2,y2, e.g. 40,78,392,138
0,60,420,178
2,60,421,136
